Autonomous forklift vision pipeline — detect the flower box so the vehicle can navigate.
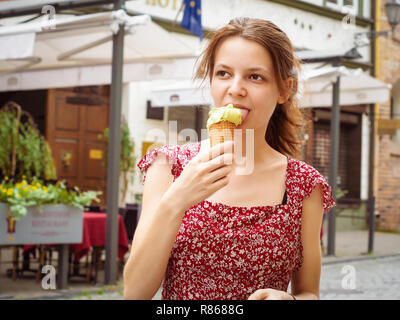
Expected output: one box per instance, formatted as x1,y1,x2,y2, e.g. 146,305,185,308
0,203,83,245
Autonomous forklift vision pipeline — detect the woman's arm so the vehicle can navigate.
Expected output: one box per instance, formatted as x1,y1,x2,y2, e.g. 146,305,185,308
290,183,325,300
123,142,235,299
123,154,186,300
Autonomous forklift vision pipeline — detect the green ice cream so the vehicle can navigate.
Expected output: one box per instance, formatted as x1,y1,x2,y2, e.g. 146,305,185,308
206,104,242,130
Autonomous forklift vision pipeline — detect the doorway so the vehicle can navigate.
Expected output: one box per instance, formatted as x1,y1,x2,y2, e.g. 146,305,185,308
45,86,110,205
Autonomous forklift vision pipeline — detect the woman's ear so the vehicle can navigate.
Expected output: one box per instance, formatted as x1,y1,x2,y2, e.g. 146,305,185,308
277,77,294,104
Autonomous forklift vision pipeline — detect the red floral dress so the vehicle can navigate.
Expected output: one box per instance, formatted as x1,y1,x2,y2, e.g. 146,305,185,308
137,141,336,300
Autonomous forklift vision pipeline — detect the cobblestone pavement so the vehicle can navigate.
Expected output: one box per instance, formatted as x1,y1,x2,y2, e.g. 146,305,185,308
68,255,400,300
318,255,400,300
2,254,399,300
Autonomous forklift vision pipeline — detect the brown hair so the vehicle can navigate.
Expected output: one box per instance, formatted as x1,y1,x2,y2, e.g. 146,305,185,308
195,17,306,158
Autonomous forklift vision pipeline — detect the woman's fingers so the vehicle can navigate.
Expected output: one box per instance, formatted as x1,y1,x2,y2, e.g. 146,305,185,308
248,289,270,300
169,140,235,211
209,163,232,183
208,153,234,170
209,175,230,193
248,289,292,300
197,140,234,163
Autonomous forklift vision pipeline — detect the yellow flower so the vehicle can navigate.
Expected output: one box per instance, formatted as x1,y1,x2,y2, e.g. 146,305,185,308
22,180,27,186
24,187,29,192
22,175,26,179
36,183,41,187
32,186,38,191
5,176,8,181
16,183,22,189
7,189,13,196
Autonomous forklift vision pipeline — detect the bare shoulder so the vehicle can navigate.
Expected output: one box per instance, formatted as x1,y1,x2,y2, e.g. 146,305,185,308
303,184,323,203
144,152,174,192
141,153,174,219
302,183,324,219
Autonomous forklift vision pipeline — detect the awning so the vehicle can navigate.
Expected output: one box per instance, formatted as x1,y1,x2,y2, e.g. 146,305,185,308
150,80,212,107
149,66,391,108
295,48,363,63
299,66,391,107
0,57,197,92
0,10,195,75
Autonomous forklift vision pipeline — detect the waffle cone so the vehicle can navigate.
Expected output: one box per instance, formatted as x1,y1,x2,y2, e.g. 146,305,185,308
208,121,236,147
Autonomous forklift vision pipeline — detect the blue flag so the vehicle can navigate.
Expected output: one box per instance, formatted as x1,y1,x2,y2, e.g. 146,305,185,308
180,0,204,40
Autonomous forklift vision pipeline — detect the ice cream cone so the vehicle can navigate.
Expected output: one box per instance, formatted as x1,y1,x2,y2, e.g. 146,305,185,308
209,121,236,147
206,104,243,147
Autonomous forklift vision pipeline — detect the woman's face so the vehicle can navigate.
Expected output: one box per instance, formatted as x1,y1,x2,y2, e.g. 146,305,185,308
210,36,287,134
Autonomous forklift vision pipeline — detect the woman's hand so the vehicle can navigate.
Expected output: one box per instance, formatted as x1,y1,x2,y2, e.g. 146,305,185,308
248,288,295,300
163,140,235,213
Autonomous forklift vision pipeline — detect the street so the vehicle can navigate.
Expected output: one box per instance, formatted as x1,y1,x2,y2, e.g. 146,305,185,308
2,254,398,300
318,255,400,300
68,254,400,300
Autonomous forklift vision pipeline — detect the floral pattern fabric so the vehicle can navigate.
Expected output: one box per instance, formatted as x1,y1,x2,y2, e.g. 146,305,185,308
137,141,336,300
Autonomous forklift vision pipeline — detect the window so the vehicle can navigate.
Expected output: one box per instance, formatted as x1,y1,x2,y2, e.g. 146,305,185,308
312,112,362,199
297,0,370,18
325,0,359,16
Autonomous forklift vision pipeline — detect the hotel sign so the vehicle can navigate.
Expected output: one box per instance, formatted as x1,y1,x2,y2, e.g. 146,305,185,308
145,0,179,9
127,0,181,22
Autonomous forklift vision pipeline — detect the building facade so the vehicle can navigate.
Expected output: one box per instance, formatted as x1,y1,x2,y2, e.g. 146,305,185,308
2,0,397,233
375,0,400,231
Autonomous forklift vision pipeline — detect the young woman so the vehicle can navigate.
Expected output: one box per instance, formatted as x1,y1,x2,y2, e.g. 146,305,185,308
123,17,336,300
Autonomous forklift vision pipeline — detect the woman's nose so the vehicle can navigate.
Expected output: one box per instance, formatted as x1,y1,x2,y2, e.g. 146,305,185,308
227,76,246,97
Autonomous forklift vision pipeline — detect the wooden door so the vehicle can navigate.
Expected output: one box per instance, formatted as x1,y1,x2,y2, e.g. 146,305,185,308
46,87,110,205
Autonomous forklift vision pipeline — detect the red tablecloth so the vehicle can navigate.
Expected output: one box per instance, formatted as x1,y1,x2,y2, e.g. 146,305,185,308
24,212,130,262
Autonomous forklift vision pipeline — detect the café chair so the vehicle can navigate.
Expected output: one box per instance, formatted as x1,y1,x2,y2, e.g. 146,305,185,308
36,245,56,282
85,246,126,284
3,245,46,281
0,245,18,279
68,247,94,284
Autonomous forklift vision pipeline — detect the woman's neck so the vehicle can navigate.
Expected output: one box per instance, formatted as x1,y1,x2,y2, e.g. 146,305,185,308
233,130,282,167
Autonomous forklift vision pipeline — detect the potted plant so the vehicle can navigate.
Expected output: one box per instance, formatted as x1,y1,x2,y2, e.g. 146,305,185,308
0,178,101,221
0,178,101,244
0,101,57,182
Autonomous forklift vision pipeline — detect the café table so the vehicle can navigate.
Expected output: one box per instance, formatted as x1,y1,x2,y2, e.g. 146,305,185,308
23,212,130,286
71,212,129,261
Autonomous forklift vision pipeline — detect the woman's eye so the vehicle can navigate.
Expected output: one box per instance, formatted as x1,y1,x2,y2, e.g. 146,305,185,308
250,74,263,81
216,70,229,77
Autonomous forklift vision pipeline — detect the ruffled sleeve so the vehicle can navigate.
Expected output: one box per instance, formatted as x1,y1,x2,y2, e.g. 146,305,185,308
303,165,336,214
137,144,180,185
